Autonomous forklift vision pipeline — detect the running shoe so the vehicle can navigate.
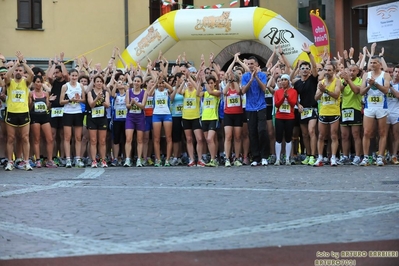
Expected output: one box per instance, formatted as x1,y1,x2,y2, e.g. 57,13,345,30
233,159,242,167
261,158,268,166
75,159,85,168
242,157,250,165
136,158,143,167
337,156,350,165
25,161,33,171
225,159,231,167
286,159,291,166
5,161,14,171
170,157,178,166
146,157,154,166
111,159,118,167
330,157,338,166
251,161,258,167
154,159,161,167
123,158,132,167
376,156,384,166
301,156,310,165
197,160,206,167
35,160,42,168
101,159,108,168
359,157,370,166
274,160,280,166
313,158,324,167
46,160,58,168
351,156,361,166
187,160,196,167
164,160,170,167
177,158,183,165
391,156,399,165
66,158,72,168
59,157,67,167
91,160,98,168
29,159,36,168
308,156,316,166
268,155,276,165
205,159,217,167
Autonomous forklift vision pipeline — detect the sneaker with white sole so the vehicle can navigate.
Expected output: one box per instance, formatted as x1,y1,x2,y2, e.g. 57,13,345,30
261,158,268,166
313,158,324,167
251,161,258,167
101,159,108,168
330,157,338,166
351,156,361,166
66,158,72,168
75,159,85,168
359,157,370,166
123,158,132,167
5,161,14,171
274,160,280,166
233,159,242,167
376,156,384,166
136,158,143,167
225,159,231,167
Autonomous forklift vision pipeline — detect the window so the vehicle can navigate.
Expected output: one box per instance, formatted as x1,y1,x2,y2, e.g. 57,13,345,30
17,0,42,29
149,0,180,24
240,0,259,7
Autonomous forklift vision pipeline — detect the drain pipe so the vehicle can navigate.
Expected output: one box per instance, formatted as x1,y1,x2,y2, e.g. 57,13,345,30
124,0,129,48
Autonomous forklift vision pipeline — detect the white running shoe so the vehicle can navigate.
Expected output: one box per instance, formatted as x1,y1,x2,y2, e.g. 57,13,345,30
261,158,268,166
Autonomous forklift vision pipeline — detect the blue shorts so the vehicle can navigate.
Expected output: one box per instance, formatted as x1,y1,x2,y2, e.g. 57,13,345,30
152,114,172,123
145,116,152,131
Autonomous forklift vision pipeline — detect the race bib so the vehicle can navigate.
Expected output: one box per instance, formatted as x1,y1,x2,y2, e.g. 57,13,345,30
184,98,196,109
12,90,25,103
145,97,154,109
279,101,291,113
115,108,127,119
226,95,240,107
322,93,335,105
34,102,47,113
265,89,273,98
51,107,64,117
341,109,354,122
301,108,313,120
367,95,383,107
129,103,142,114
156,96,168,108
174,103,183,115
203,98,215,109
92,106,105,118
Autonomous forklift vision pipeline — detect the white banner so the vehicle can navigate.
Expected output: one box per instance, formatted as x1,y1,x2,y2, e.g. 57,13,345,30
367,1,399,42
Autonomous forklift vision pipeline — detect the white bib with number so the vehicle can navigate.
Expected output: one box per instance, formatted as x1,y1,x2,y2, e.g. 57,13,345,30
129,103,142,114
184,98,196,109
115,108,127,119
341,109,354,122
203,97,215,109
12,90,25,103
279,100,291,113
301,108,313,119
322,93,336,106
34,102,47,113
92,106,105,118
51,107,64,117
226,95,240,107
367,95,383,108
174,103,183,115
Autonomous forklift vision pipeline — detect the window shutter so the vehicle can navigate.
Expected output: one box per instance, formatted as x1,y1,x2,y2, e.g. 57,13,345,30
32,0,42,29
17,0,32,28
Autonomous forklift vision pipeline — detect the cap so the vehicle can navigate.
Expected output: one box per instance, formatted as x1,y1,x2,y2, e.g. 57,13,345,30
281,74,290,80
188,66,197,73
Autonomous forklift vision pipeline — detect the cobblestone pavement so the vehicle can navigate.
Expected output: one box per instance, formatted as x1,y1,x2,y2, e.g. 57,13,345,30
0,165,398,263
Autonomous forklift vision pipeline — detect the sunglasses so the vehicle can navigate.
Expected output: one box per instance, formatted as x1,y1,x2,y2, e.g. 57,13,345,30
300,67,310,70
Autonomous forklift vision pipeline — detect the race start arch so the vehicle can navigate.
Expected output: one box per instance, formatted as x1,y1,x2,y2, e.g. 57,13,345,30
118,7,317,68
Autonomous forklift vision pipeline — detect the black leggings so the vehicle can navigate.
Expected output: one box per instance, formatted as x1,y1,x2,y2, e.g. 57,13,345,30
112,121,126,145
275,118,295,143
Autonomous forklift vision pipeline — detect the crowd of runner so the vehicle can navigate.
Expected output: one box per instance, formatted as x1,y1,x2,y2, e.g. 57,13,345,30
0,42,398,171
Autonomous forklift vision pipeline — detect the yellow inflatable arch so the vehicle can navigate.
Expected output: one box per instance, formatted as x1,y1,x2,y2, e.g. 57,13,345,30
118,7,316,68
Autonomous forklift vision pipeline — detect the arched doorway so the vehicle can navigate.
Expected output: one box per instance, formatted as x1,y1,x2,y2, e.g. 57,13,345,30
213,40,273,71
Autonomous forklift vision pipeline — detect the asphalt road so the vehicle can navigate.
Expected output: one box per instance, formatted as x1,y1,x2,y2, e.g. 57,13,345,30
1,164,398,265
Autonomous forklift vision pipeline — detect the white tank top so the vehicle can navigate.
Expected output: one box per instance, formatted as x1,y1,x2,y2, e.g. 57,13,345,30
63,82,83,114
387,82,399,112
364,71,388,109
153,89,170,115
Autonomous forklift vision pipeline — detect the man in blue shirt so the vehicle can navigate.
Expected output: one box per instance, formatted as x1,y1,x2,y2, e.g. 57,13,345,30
241,56,269,166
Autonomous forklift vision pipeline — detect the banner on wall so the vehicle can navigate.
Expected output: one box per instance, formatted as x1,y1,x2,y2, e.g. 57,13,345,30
119,7,316,68
367,1,399,42
309,10,330,62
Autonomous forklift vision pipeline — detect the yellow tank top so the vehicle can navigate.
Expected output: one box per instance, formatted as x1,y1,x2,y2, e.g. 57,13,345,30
6,79,30,113
201,91,220,121
319,78,341,116
182,88,200,120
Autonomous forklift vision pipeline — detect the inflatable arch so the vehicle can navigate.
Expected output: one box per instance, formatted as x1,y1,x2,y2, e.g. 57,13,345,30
118,7,317,69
